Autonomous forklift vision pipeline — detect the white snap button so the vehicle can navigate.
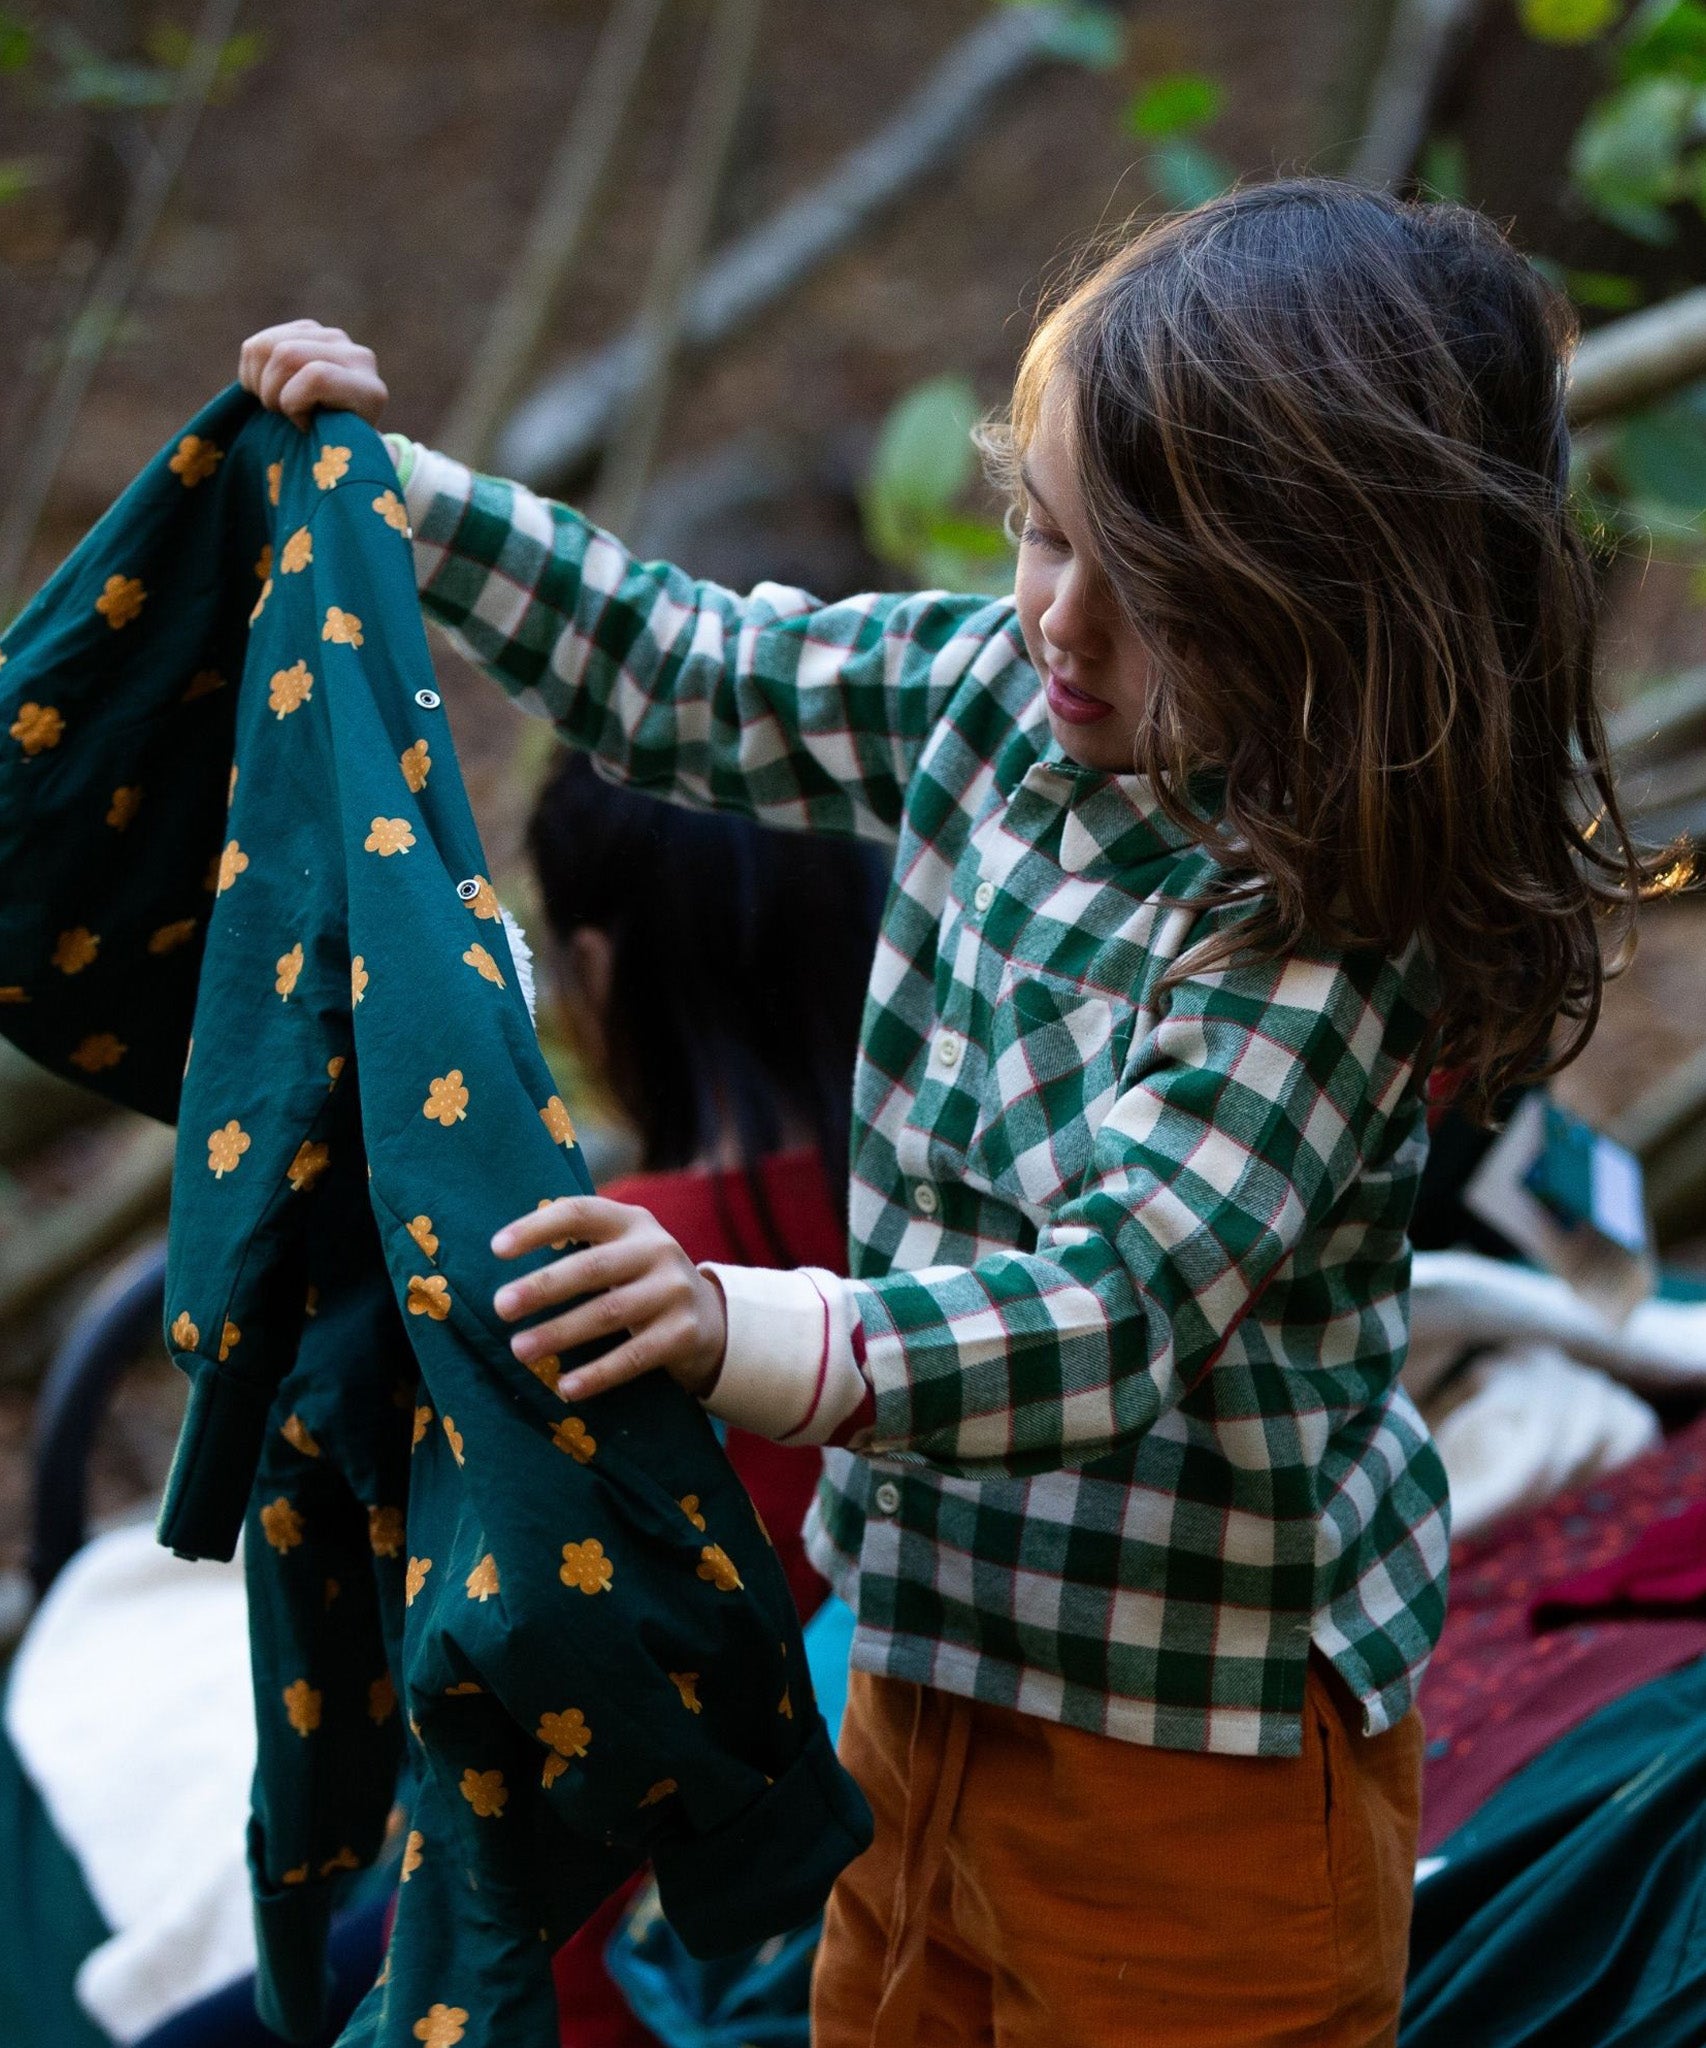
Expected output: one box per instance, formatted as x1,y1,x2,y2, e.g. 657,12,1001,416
913,1182,938,1216
936,1034,960,1069
456,878,481,902
874,1481,901,1515
973,880,995,913
414,688,441,709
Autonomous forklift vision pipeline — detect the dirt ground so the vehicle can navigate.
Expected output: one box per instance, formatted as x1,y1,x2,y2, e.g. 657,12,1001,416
2,0,1705,1578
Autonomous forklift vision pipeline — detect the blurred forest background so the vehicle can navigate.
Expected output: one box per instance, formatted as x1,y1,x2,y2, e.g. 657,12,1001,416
6,0,1706,1633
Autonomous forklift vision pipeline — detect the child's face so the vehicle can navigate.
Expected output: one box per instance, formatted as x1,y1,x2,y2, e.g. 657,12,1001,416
1013,379,1152,773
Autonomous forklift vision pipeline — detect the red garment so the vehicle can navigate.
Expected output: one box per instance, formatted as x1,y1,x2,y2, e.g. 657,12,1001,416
1417,1409,1706,1852
554,1148,845,2048
1531,1498,1706,1627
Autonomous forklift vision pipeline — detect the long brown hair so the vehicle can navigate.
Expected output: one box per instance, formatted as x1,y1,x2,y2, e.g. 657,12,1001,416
982,178,1686,1122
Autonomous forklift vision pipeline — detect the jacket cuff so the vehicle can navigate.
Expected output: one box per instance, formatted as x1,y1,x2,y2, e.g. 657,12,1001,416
395,440,474,549
698,1265,868,1446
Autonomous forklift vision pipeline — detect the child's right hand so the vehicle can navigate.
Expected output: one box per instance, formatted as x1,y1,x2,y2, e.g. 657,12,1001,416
238,320,388,431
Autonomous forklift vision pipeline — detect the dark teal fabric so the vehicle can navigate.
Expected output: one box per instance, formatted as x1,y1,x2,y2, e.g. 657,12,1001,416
1404,1655,1706,2046
0,386,871,2048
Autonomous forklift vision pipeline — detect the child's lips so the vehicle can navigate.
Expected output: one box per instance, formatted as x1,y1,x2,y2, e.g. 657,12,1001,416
1045,670,1114,725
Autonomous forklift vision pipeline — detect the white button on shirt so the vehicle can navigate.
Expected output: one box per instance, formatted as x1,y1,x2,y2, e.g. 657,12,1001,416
935,1033,961,1070
913,1182,939,1216
973,879,995,913
873,1482,902,1515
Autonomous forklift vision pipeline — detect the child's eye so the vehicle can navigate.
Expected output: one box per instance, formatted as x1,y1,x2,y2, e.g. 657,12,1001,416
1020,521,1066,553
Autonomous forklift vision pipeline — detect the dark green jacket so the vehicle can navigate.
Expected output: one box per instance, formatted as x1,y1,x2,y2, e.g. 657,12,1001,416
0,386,870,2048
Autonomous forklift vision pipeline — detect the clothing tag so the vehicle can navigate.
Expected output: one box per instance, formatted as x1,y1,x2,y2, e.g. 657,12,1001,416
1463,1091,1653,1321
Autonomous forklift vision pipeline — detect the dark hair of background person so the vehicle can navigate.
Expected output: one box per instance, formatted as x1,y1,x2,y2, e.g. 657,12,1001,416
528,752,888,1255
981,176,1690,1126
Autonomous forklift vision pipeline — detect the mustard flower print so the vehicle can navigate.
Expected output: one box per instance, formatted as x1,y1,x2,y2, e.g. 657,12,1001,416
218,1320,241,1362
400,738,431,791
463,874,500,921
697,1544,743,1592
405,1556,432,1605
287,1140,329,1192
552,1417,596,1463
543,1752,570,1789
276,942,304,998
412,1404,432,1450
281,1413,320,1458
304,1284,320,1317
96,573,145,628
313,443,351,490
69,1032,126,1073
372,487,410,533
322,605,364,646
779,1686,793,1719
249,578,272,625
319,1847,359,1876
255,543,273,582
559,1538,613,1595
266,460,282,507
639,1779,677,1808
365,815,415,856
327,1054,346,1085
539,1096,576,1147
369,1504,405,1558
536,1198,571,1249
207,1119,250,1178
524,1351,565,1396
460,1768,507,1818
351,956,369,1006
10,702,63,755
400,1830,424,1882
216,840,249,893
230,762,239,806
678,1495,706,1532
169,434,222,486
183,667,225,702
462,943,504,987
282,1866,307,1886
283,1679,322,1736
368,1673,397,1724
148,918,196,955
51,927,98,974
670,1671,702,1714
407,1273,451,1321
406,1214,439,1259
170,1311,199,1351
106,785,141,829
442,1415,465,1465
465,1553,500,1601
537,1708,591,1760
413,2004,469,2048
423,1070,468,1125
0,988,27,1004
260,1496,304,1553
445,1680,482,1696
280,526,313,573
268,660,313,719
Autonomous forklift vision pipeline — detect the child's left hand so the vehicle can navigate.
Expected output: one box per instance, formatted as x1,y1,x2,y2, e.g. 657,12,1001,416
491,1197,727,1402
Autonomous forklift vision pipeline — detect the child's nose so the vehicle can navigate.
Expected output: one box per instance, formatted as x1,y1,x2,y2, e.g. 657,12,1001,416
1041,564,1105,659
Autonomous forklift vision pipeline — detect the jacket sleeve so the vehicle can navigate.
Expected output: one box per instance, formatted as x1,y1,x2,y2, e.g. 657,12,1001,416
705,934,1429,1480
394,440,1016,843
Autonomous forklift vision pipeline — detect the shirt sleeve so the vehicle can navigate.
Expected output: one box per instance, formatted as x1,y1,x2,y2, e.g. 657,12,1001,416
393,440,1018,844
704,933,1428,1478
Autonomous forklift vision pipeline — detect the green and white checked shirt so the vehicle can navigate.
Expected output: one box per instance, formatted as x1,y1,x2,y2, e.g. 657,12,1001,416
394,439,1451,1759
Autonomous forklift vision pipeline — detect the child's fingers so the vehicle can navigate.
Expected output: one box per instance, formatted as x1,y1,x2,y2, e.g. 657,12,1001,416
493,1227,654,1323
509,1269,677,1367
238,318,335,394
492,1194,632,1260
276,357,388,428
555,1313,705,1404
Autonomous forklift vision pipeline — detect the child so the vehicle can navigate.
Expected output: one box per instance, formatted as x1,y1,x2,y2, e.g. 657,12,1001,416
241,178,1666,2044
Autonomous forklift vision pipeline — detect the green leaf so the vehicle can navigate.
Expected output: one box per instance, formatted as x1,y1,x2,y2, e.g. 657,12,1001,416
1611,388,1706,511
1564,266,1645,306
0,156,44,203
0,11,33,70
1416,133,1468,201
862,376,983,569
1570,74,1695,233
1124,72,1226,140
1028,3,1125,71
1621,0,1706,82
1520,0,1624,43
1147,137,1236,209
924,513,1014,562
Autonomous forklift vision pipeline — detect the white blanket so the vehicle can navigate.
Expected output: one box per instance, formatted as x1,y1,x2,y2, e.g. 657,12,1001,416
4,1519,257,2043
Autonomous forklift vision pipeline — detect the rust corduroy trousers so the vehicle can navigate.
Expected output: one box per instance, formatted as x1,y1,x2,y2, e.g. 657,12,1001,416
811,1659,1422,2048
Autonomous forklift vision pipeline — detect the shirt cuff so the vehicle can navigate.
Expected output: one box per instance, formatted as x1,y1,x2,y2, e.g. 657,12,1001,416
699,1265,870,1447
391,439,474,536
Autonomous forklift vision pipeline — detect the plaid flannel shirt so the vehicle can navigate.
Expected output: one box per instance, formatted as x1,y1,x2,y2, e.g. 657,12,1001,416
395,440,1451,1759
